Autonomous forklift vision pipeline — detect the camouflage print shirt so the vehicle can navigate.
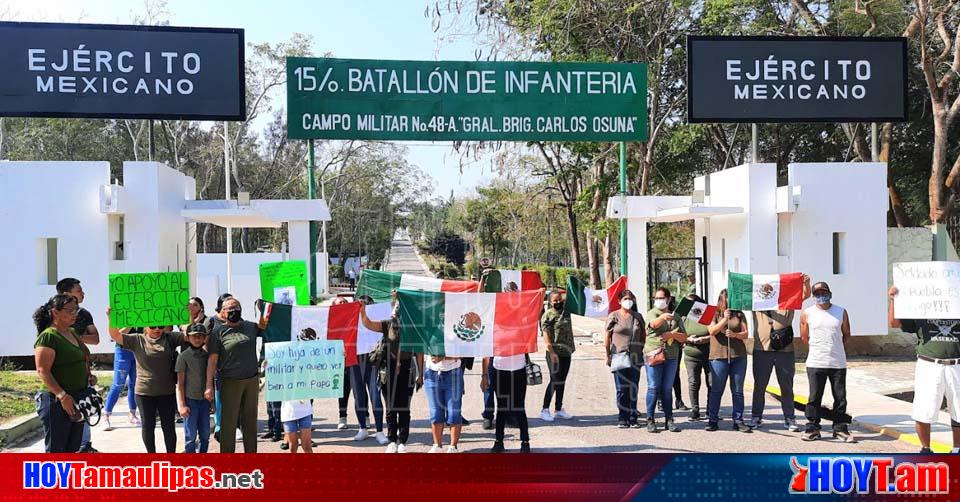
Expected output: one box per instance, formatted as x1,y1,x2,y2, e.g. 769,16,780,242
541,308,576,356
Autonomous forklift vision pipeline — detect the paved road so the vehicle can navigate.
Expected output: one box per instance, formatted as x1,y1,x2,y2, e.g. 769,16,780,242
382,237,432,276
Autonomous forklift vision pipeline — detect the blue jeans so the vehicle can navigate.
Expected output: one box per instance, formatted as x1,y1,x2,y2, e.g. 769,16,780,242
350,354,384,431
613,364,641,424
708,356,748,424
482,368,495,420
424,367,463,425
105,345,137,413
283,415,313,433
645,358,679,421
36,391,83,453
183,398,211,453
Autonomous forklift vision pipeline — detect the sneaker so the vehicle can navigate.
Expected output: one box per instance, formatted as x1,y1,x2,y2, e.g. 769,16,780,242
103,415,115,432
920,447,933,454
657,401,664,412
617,422,629,429
213,430,220,443
280,441,289,450
689,409,702,421
490,441,505,453
539,409,555,422
554,409,573,420
353,429,369,441
705,422,718,432
271,433,282,442
260,431,274,439
675,400,690,411
520,441,531,453
397,443,408,454
784,418,801,432
446,445,460,453
733,422,753,433
482,418,494,430
428,444,443,453
666,419,680,432
802,428,821,441
77,445,99,453
631,422,643,429
375,432,389,445
385,442,398,453
646,419,658,433
337,417,347,430
748,418,763,429
128,411,140,426
833,427,857,443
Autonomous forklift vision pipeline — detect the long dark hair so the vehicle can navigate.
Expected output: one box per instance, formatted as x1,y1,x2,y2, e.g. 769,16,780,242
215,293,233,314
190,296,205,312
655,287,674,312
618,289,639,313
33,294,78,334
714,289,728,322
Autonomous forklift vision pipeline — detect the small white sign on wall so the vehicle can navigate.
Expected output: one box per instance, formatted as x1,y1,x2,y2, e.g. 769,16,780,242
892,261,960,319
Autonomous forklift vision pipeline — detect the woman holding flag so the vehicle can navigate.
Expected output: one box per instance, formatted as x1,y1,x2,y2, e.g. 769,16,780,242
644,288,687,433
605,289,646,428
705,289,753,433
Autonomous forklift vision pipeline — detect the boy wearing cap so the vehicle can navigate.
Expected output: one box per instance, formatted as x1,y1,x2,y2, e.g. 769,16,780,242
799,282,854,443
177,323,211,453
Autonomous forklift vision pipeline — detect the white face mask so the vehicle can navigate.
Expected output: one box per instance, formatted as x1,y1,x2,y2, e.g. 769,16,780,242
653,299,668,310
621,299,634,310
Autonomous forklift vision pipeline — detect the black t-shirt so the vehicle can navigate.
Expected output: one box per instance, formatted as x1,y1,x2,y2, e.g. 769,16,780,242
900,319,960,360
71,307,95,339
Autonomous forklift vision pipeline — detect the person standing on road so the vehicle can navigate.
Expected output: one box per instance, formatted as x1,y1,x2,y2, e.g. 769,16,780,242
540,291,575,422
749,275,810,432
888,285,960,454
800,282,855,443
106,309,183,453
484,351,531,453
705,290,752,433
350,296,389,445
55,278,101,453
681,294,712,421
205,297,265,453
33,295,92,453
424,354,464,453
176,323,211,453
645,288,686,433
605,289,646,428
207,293,232,443
348,268,357,291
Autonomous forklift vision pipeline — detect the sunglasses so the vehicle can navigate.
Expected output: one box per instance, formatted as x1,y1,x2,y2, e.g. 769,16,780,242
147,326,163,330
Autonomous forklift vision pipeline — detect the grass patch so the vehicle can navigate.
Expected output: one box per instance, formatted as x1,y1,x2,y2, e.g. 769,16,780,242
0,371,114,422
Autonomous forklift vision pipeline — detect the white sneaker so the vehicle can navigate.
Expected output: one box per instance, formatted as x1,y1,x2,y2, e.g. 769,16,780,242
397,443,408,453
554,409,573,420
446,445,460,453
784,418,801,432
385,442,398,453
353,429,369,441
102,415,114,431
337,417,347,430
539,409,555,422
428,444,443,453
375,432,389,445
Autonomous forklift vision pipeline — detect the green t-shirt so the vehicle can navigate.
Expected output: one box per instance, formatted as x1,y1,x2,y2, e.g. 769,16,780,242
541,308,576,356
122,331,184,396
34,327,88,393
682,320,711,359
175,347,208,400
645,308,682,360
209,320,261,380
900,319,960,360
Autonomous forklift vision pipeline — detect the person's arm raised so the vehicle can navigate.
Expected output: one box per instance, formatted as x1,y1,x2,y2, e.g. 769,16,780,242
104,307,124,346
360,304,384,333
888,286,902,329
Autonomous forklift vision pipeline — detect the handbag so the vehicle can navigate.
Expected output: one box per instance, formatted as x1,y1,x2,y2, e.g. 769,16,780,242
524,354,543,386
73,386,105,426
644,347,666,366
609,351,632,372
769,325,795,351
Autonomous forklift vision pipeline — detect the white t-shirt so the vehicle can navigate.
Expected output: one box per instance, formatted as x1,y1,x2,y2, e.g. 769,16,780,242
493,354,526,371
425,356,461,372
804,304,847,369
281,400,313,422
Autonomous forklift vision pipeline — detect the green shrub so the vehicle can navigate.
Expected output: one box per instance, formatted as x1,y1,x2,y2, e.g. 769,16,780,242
329,265,344,281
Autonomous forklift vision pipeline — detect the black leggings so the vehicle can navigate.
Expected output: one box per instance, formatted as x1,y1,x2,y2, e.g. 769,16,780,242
542,354,572,411
135,394,177,453
338,367,353,418
381,358,415,444
495,368,529,442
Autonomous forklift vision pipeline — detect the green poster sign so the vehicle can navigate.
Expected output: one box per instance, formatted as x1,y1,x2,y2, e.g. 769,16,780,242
259,260,310,306
264,340,345,401
108,272,189,328
286,58,648,142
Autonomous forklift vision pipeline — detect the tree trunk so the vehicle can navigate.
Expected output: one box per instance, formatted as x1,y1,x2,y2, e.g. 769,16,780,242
636,142,651,195
930,114,949,223
602,234,616,286
586,231,600,289
879,122,914,227
565,203,581,269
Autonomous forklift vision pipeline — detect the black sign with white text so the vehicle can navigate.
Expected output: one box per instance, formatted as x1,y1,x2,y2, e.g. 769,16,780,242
687,36,907,123
0,22,245,120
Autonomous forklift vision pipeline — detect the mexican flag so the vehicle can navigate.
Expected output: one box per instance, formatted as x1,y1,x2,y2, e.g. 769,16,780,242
479,269,544,292
565,275,628,318
261,301,361,366
673,297,717,325
728,272,804,311
397,289,543,357
356,269,479,302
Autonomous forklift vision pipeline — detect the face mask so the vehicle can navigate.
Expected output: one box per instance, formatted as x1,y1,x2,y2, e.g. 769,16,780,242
552,301,564,310
653,299,668,310
621,299,635,310
815,294,832,305
226,309,242,323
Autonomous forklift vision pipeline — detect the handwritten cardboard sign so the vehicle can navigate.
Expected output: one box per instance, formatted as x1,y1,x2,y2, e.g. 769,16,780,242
259,260,309,306
892,262,960,319
109,272,189,328
264,340,344,401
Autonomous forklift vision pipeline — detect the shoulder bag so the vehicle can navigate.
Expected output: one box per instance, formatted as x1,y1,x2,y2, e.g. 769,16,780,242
525,354,543,385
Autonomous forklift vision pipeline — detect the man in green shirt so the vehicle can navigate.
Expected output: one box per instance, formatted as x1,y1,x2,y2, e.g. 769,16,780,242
889,286,960,454
540,291,576,422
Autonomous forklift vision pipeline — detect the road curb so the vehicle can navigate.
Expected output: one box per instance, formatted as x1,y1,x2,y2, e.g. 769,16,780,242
0,413,41,450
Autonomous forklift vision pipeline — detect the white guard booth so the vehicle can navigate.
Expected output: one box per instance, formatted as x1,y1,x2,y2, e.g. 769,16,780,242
607,162,889,336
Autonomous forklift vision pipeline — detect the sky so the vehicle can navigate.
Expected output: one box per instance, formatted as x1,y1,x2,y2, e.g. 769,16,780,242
1,0,494,198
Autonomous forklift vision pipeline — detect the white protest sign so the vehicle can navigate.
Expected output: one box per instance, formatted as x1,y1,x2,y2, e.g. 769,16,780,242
892,261,960,319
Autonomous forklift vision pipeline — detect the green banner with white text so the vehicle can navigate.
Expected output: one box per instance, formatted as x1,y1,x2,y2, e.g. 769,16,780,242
286,58,647,142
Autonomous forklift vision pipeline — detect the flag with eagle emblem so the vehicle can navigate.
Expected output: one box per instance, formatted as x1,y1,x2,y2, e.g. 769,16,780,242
728,272,804,311
356,269,480,302
396,289,543,357
565,275,628,318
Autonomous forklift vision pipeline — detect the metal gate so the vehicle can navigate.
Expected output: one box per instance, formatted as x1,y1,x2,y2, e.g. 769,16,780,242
651,257,705,306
